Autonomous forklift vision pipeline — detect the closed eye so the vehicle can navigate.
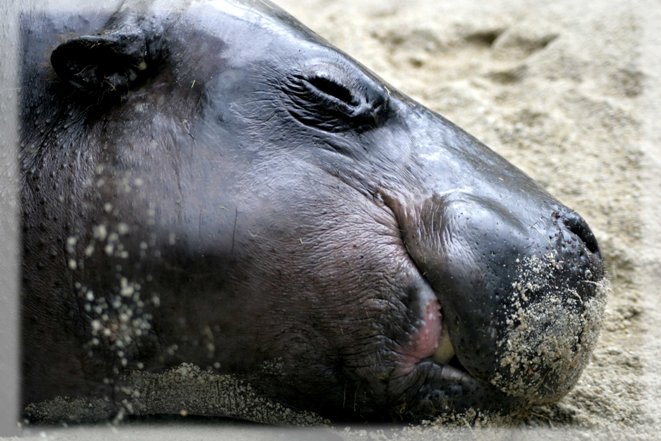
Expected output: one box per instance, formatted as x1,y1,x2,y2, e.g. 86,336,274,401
282,66,389,133
304,76,358,107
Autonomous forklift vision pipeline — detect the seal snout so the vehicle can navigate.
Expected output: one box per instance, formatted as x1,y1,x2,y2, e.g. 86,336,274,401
388,188,606,407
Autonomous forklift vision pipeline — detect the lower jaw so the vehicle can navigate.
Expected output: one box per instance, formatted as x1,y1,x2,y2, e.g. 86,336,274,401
386,359,523,422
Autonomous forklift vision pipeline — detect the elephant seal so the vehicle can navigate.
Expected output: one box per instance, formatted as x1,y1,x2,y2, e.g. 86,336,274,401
19,0,606,423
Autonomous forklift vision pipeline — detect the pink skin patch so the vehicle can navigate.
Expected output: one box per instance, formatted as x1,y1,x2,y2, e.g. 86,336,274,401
399,295,442,373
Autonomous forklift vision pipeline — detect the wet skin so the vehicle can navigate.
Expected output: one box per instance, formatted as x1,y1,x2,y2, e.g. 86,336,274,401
20,0,605,421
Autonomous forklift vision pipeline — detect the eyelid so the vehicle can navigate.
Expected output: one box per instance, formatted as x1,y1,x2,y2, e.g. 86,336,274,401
281,60,389,132
301,75,358,107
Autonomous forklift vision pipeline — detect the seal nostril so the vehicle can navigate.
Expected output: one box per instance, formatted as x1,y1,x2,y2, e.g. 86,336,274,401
562,213,600,256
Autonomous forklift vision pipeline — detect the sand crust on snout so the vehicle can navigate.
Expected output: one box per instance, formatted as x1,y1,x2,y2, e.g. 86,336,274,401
492,254,607,403
274,0,659,437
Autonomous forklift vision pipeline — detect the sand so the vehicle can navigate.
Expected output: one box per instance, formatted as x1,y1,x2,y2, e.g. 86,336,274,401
6,0,661,439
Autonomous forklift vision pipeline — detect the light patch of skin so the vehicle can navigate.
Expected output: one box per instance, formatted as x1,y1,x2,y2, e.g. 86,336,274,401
433,322,456,365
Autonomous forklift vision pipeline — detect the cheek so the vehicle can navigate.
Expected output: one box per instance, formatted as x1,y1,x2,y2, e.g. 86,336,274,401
236,199,415,326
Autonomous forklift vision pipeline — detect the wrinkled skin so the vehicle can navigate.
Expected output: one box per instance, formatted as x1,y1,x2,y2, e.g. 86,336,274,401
20,0,605,422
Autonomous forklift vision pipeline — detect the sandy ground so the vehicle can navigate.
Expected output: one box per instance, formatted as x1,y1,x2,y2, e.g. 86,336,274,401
5,0,661,439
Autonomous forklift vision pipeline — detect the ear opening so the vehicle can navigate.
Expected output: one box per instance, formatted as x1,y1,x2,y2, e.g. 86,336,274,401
51,31,158,96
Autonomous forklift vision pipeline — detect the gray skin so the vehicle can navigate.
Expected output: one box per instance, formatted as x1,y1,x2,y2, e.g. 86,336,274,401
20,0,604,422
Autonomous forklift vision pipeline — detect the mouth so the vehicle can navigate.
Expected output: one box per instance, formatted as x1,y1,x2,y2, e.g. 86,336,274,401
414,299,483,395
387,281,517,421
387,280,533,425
